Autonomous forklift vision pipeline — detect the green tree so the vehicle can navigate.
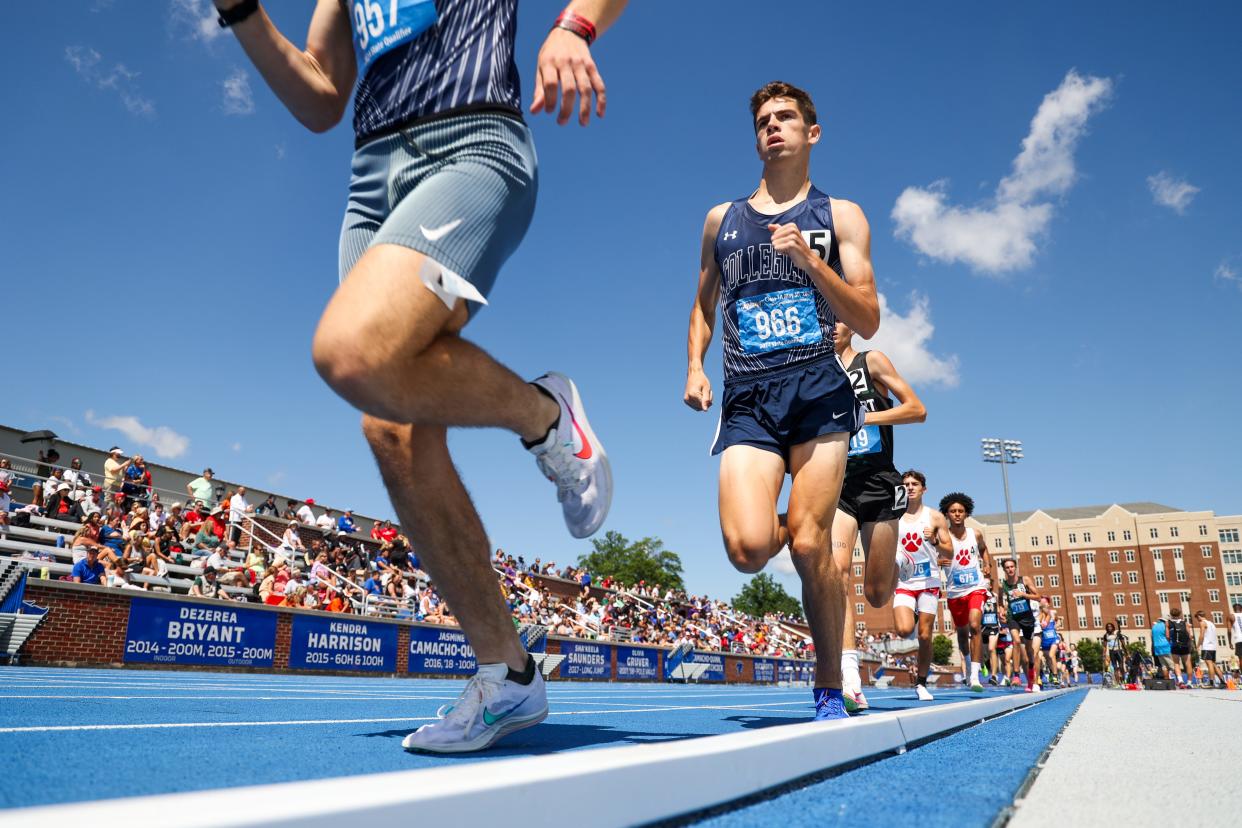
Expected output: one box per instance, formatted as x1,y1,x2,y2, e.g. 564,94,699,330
932,634,954,666
1127,639,1150,658
731,573,803,619
1075,638,1104,674
577,531,685,591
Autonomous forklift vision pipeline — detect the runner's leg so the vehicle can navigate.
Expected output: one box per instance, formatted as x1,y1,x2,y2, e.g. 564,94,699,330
718,445,787,573
859,518,899,608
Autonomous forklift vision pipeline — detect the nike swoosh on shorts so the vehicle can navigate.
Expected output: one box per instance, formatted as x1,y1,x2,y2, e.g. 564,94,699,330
420,219,463,241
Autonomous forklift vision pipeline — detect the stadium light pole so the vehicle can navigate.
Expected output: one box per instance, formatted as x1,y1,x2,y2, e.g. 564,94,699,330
981,438,1023,557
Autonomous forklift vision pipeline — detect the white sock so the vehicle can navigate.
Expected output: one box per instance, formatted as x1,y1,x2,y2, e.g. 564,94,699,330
963,656,972,677
970,662,980,684
841,649,861,693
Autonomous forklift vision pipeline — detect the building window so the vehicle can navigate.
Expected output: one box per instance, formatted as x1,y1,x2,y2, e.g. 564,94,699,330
1205,567,1216,580
1084,532,1092,543
1088,574,1098,585
1093,615,1102,627
1126,550,1136,563
1070,553,1081,565
855,583,864,595
1075,595,1085,607
1199,524,1208,537
1035,576,1045,588
994,537,1004,548
1051,596,1061,608
1201,545,1212,558
1086,552,1096,564
1068,532,1078,543
1114,593,1125,606
1073,574,1083,586
1031,555,1042,567
856,603,865,616
1078,615,1088,627
1152,549,1163,561
1180,591,1191,603
1048,554,1057,566
1031,536,1039,547
1111,572,1122,585
1213,612,1224,624
1208,589,1220,602
1157,591,1169,603
1124,530,1133,541
854,549,863,559
1091,595,1101,606
1050,575,1060,587
1176,571,1186,582
853,565,862,577
1117,615,1128,627
1228,573,1242,587
1135,614,1145,627
1128,571,1139,584
1225,551,1242,565
1108,531,1116,542
1046,535,1054,546
1221,529,1241,544
1150,528,1159,539
1170,526,1180,538
1173,548,1183,559
1231,593,1242,606
1156,571,1166,583
1109,551,1119,564
1131,592,1142,605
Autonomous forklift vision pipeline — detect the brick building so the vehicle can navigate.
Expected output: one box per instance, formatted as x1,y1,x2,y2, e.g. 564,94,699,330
848,502,1240,656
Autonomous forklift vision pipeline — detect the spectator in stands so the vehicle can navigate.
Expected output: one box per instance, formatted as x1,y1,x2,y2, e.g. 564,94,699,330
228,486,253,545
243,545,267,585
371,519,398,543
316,509,338,538
280,520,306,555
179,502,205,541
142,536,172,584
98,514,127,563
105,558,143,590
337,509,358,535
281,499,298,520
149,501,167,531
310,551,336,588
103,447,128,499
205,505,229,542
64,457,93,501
296,499,317,526
70,487,104,522
155,525,185,564
69,514,103,562
44,481,76,520
186,468,215,507
30,449,61,509
0,457,13,493
255,494,279,516
190,567,232,601
121,454,151,509
191,520,222,556
259,559,288,604
71,545,105,585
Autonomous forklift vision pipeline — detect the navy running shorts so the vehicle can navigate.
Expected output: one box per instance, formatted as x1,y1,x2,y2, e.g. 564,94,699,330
710,357,863,464
339,112,538,318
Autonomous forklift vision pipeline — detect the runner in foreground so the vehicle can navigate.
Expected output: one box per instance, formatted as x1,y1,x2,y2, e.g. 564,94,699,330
684,81,881,720
940,492,994,692
1000,557,1042,691
831,324,928,712
216,0,628,752
891,470,950,701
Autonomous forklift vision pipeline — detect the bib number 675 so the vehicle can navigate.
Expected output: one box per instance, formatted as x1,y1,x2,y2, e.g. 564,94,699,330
754,306,801,340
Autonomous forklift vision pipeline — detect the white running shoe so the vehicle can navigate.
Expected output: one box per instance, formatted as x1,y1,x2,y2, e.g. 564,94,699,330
1031,682,1042,693
528,372,612,539
843,688,870,714
915,683,934,701
402,662,548,754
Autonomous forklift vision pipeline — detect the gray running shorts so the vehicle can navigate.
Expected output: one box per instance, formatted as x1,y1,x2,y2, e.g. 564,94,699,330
339,112,538,317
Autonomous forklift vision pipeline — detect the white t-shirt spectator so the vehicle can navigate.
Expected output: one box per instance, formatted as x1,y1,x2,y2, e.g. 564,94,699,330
149,508,166,530
296,504,316,525
229,493,250,524
206,551,230,571
63,468,92,500
315,514,335,532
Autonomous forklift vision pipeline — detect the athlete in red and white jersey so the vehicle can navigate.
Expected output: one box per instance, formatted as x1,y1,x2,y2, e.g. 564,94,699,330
892,470,951,701
941,491,995,692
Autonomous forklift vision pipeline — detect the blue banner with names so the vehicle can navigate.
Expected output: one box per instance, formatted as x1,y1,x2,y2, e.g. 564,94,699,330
289,615,397,672
559,640,611,679
692,652,726,682
407,626,478,675
753,658,776,683
615,645,660,680
123,597,276,667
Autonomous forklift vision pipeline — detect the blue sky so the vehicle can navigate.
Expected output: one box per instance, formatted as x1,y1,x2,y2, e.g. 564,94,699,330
3,1,1240,600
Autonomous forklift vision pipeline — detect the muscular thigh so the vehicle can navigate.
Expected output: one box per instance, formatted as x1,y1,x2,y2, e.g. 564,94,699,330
787,432,848,540
718,445,786,547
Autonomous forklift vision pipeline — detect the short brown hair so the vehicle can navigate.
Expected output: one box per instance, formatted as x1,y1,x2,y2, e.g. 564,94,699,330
749,81,817,129
901,469,926,487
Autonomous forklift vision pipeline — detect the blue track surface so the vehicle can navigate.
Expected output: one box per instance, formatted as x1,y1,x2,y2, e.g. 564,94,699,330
0,667,1073,812
696,689,1087,828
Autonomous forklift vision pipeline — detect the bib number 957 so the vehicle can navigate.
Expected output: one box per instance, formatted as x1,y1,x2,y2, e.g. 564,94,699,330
352,0,437,69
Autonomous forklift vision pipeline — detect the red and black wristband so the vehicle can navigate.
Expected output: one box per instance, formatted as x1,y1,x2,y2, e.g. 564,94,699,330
553,10,597,45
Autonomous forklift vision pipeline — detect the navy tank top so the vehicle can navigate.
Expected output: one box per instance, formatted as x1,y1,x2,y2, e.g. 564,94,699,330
351,0,522,145
714,187,843,382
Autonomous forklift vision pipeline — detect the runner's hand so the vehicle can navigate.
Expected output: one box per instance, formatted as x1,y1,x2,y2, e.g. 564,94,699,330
684,369,713,411
530,28,606,126
767,223,814,271
923,525,936,542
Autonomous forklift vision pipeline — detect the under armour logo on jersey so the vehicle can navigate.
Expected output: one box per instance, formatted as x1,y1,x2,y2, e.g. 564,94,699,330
901,532,921,553
723,230,738,241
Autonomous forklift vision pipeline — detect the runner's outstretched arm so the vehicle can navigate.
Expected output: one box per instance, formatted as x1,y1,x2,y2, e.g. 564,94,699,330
684,204,728,411
530,0,629,126
214,0,356,132
860,352,926,426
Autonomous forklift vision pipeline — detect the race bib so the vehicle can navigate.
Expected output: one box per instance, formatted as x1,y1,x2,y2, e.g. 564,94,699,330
352,0,438,72
736,288,823,354
911,560,931,579
1009,598,1030,615
847,425,883,457
983,611,999,626
952,569,979,587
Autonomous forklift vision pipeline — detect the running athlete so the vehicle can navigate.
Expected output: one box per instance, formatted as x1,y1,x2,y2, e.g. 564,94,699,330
217,0,629,753
999,557,1043,691
1194,611,1224,688
1038,602,1060,687
980,588,1002,686
684,81,882,721
996,611,1015,685
891,470,951,701
832,325,928,712
940,493,994,692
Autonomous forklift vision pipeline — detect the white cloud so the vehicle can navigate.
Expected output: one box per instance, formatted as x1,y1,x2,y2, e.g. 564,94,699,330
275,143,286,160
893,70,1112,274
267,470,287,487
852,293,960,388
169,0,225,42
222,68,255,115
84,410,190,459
1147,171,1199,214
65,46,155,117
231,442,243,452
1215,261,1241,291
769,547,797,576
48,416,82,437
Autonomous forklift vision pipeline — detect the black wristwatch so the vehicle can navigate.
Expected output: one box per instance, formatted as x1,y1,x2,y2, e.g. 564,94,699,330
217,0,260,28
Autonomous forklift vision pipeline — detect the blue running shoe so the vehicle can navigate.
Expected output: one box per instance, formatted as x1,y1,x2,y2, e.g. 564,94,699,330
813,687,848,721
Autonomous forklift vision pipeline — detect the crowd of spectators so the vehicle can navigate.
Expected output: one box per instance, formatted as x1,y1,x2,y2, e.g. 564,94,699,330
2,448,816,657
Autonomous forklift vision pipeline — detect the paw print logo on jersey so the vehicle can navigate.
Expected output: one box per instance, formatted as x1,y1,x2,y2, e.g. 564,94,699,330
901,532,921,553
955,548,973,567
